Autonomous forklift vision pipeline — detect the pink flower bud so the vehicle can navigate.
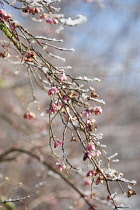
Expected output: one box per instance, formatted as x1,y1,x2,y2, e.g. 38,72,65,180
63,95,69,101
86,119,97,131
84,143,101,160
28,7,32,14
46,103,62,114
86,144,95,151
0,9,12,22
60,73,67,82
4,15,11,22
23,112,35,120
10,22,19,30
86,171,95,177
10,22,16,30
92,106,102,115
29,7,36,15
48,87,57,95
56,162,65,171
86,119,96,125
81,110,91,118
35,8,40,13
46,18,58,25
46,18,54,24
87,151,96,159
54,140,63,148
40,13,47,19
84,150,101,159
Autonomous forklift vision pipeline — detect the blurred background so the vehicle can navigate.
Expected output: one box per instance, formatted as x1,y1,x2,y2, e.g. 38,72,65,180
0,0,140,209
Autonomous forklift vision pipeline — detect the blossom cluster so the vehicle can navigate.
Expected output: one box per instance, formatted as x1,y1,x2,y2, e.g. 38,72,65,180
22,6,59,25
82,106,102,118
83,143,101,160
22,6,40,15
23,112,35,120
0,9,11,22
46,103,62,114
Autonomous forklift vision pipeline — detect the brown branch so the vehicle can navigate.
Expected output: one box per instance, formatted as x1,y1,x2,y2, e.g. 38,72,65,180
0,147,96,210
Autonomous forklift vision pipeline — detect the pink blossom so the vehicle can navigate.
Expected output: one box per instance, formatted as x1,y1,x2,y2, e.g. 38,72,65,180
83,151,94,160
86,170,96,177
92,106,102,115
23,7,40,14
46,103,62,114
88,150,101,158
86,143,95,151
0,9,11,22
86,119,97,131
23,112,35,120
82,110,91,118
10,22,19,30
3,15,11,22
35,8,40,13
46,18,58,24
29,7,35,14
84,150,101,159
56,162,65,171
87,151,97,159
10,22,16,30
48,87,57,95
86,119,96,125
60,73,67,82
63,95,69,101
84,144,101,160
46,103,58,114
40,13,47,19
54,140,63,148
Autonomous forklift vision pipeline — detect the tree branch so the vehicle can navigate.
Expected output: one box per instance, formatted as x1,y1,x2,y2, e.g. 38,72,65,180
0,20,22,51
0,147,96,210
